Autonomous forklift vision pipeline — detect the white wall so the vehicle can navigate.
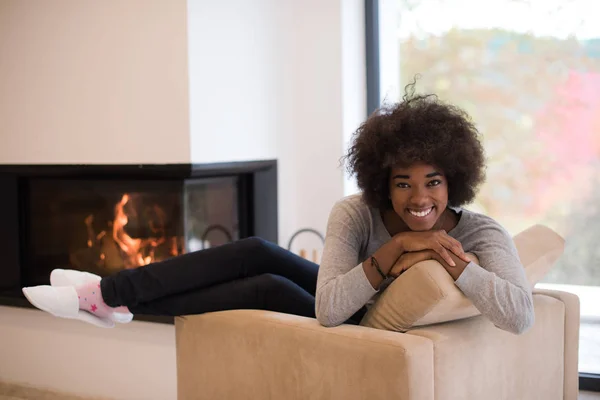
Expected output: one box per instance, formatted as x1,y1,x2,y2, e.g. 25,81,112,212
342,0,367,197
187,0,366,247
270,0,347,248
187,0,280,164
0,306,176,400
0,0,366,399
0,0,191,164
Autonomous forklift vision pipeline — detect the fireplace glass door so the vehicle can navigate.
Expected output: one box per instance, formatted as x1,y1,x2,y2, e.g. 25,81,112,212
24,177,239,286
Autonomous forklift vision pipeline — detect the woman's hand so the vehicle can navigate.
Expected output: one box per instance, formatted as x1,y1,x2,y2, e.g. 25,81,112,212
395,230,471,266
388,249,441,278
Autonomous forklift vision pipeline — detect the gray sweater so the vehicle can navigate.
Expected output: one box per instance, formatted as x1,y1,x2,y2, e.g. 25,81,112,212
315,194,534,334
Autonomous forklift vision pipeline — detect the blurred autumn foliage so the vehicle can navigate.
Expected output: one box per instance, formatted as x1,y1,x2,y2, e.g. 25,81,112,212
397,28,600,285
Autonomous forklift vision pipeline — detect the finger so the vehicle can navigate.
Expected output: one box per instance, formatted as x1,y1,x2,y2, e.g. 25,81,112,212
400,252,428,271
458,252,471,263
449,242,470,262
388,261,403,278
389,266,402,278
434,245,456,267
438,232,460,248
441,236,470,262
430,252,445,265
391,255,418,276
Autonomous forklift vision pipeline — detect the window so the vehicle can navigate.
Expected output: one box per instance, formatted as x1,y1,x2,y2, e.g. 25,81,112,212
367,0,600,388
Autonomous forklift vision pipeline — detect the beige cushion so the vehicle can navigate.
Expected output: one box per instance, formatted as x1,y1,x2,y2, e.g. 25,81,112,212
513,225,566,288
360,224,565,332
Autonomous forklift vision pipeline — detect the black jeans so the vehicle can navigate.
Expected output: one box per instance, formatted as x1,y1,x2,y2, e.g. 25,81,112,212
100,237,365,324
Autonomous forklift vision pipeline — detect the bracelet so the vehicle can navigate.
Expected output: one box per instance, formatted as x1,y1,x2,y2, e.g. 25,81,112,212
371,256,387,279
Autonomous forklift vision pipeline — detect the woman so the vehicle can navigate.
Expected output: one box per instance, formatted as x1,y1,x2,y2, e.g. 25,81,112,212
23,89,534,334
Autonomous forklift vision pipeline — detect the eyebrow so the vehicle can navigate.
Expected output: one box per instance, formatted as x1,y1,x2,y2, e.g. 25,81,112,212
392,172,442,179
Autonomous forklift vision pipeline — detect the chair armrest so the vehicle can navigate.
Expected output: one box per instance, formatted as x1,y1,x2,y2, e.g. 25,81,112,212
405,293,568,400
175,310,434,400
533,288,580,400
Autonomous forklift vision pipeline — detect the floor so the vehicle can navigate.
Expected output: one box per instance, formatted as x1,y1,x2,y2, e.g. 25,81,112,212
581,391,600,400
1,381,598,400
0,381,110,400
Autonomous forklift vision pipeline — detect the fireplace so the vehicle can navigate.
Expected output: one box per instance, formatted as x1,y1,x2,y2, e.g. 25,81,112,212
0,161,277,322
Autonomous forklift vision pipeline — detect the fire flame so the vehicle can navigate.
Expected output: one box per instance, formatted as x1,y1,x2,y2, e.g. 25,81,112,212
79,193,181,271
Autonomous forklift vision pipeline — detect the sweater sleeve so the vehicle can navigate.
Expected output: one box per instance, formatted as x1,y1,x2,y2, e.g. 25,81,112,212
454,220,535,334
315,200,378,327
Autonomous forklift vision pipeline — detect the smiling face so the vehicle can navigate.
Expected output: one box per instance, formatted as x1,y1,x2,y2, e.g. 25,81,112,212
388,162,449,232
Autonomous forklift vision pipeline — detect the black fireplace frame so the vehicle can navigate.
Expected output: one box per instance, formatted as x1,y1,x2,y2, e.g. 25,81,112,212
0,160,278,324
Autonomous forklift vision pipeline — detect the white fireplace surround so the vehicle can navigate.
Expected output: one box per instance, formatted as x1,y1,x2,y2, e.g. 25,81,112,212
0,1,366,399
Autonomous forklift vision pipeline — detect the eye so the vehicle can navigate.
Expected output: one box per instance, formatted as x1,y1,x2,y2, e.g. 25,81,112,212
428,180,442,187
396,183,410,189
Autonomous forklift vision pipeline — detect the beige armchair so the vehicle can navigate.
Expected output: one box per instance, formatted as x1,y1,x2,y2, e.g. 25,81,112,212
175,287,579,400
175,224,579,400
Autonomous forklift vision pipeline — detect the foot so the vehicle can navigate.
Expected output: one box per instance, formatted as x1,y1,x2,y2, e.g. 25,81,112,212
22,286,115,328
50,269,133,324
50,268,101,287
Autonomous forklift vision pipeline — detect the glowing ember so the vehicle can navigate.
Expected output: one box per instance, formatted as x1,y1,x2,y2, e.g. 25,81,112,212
77,193,182,271
113,193,176,268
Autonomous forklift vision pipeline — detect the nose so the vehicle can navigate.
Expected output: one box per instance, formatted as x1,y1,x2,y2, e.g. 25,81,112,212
409,187,428,207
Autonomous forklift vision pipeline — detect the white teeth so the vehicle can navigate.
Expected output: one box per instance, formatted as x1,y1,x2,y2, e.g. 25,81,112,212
408,207,433,217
